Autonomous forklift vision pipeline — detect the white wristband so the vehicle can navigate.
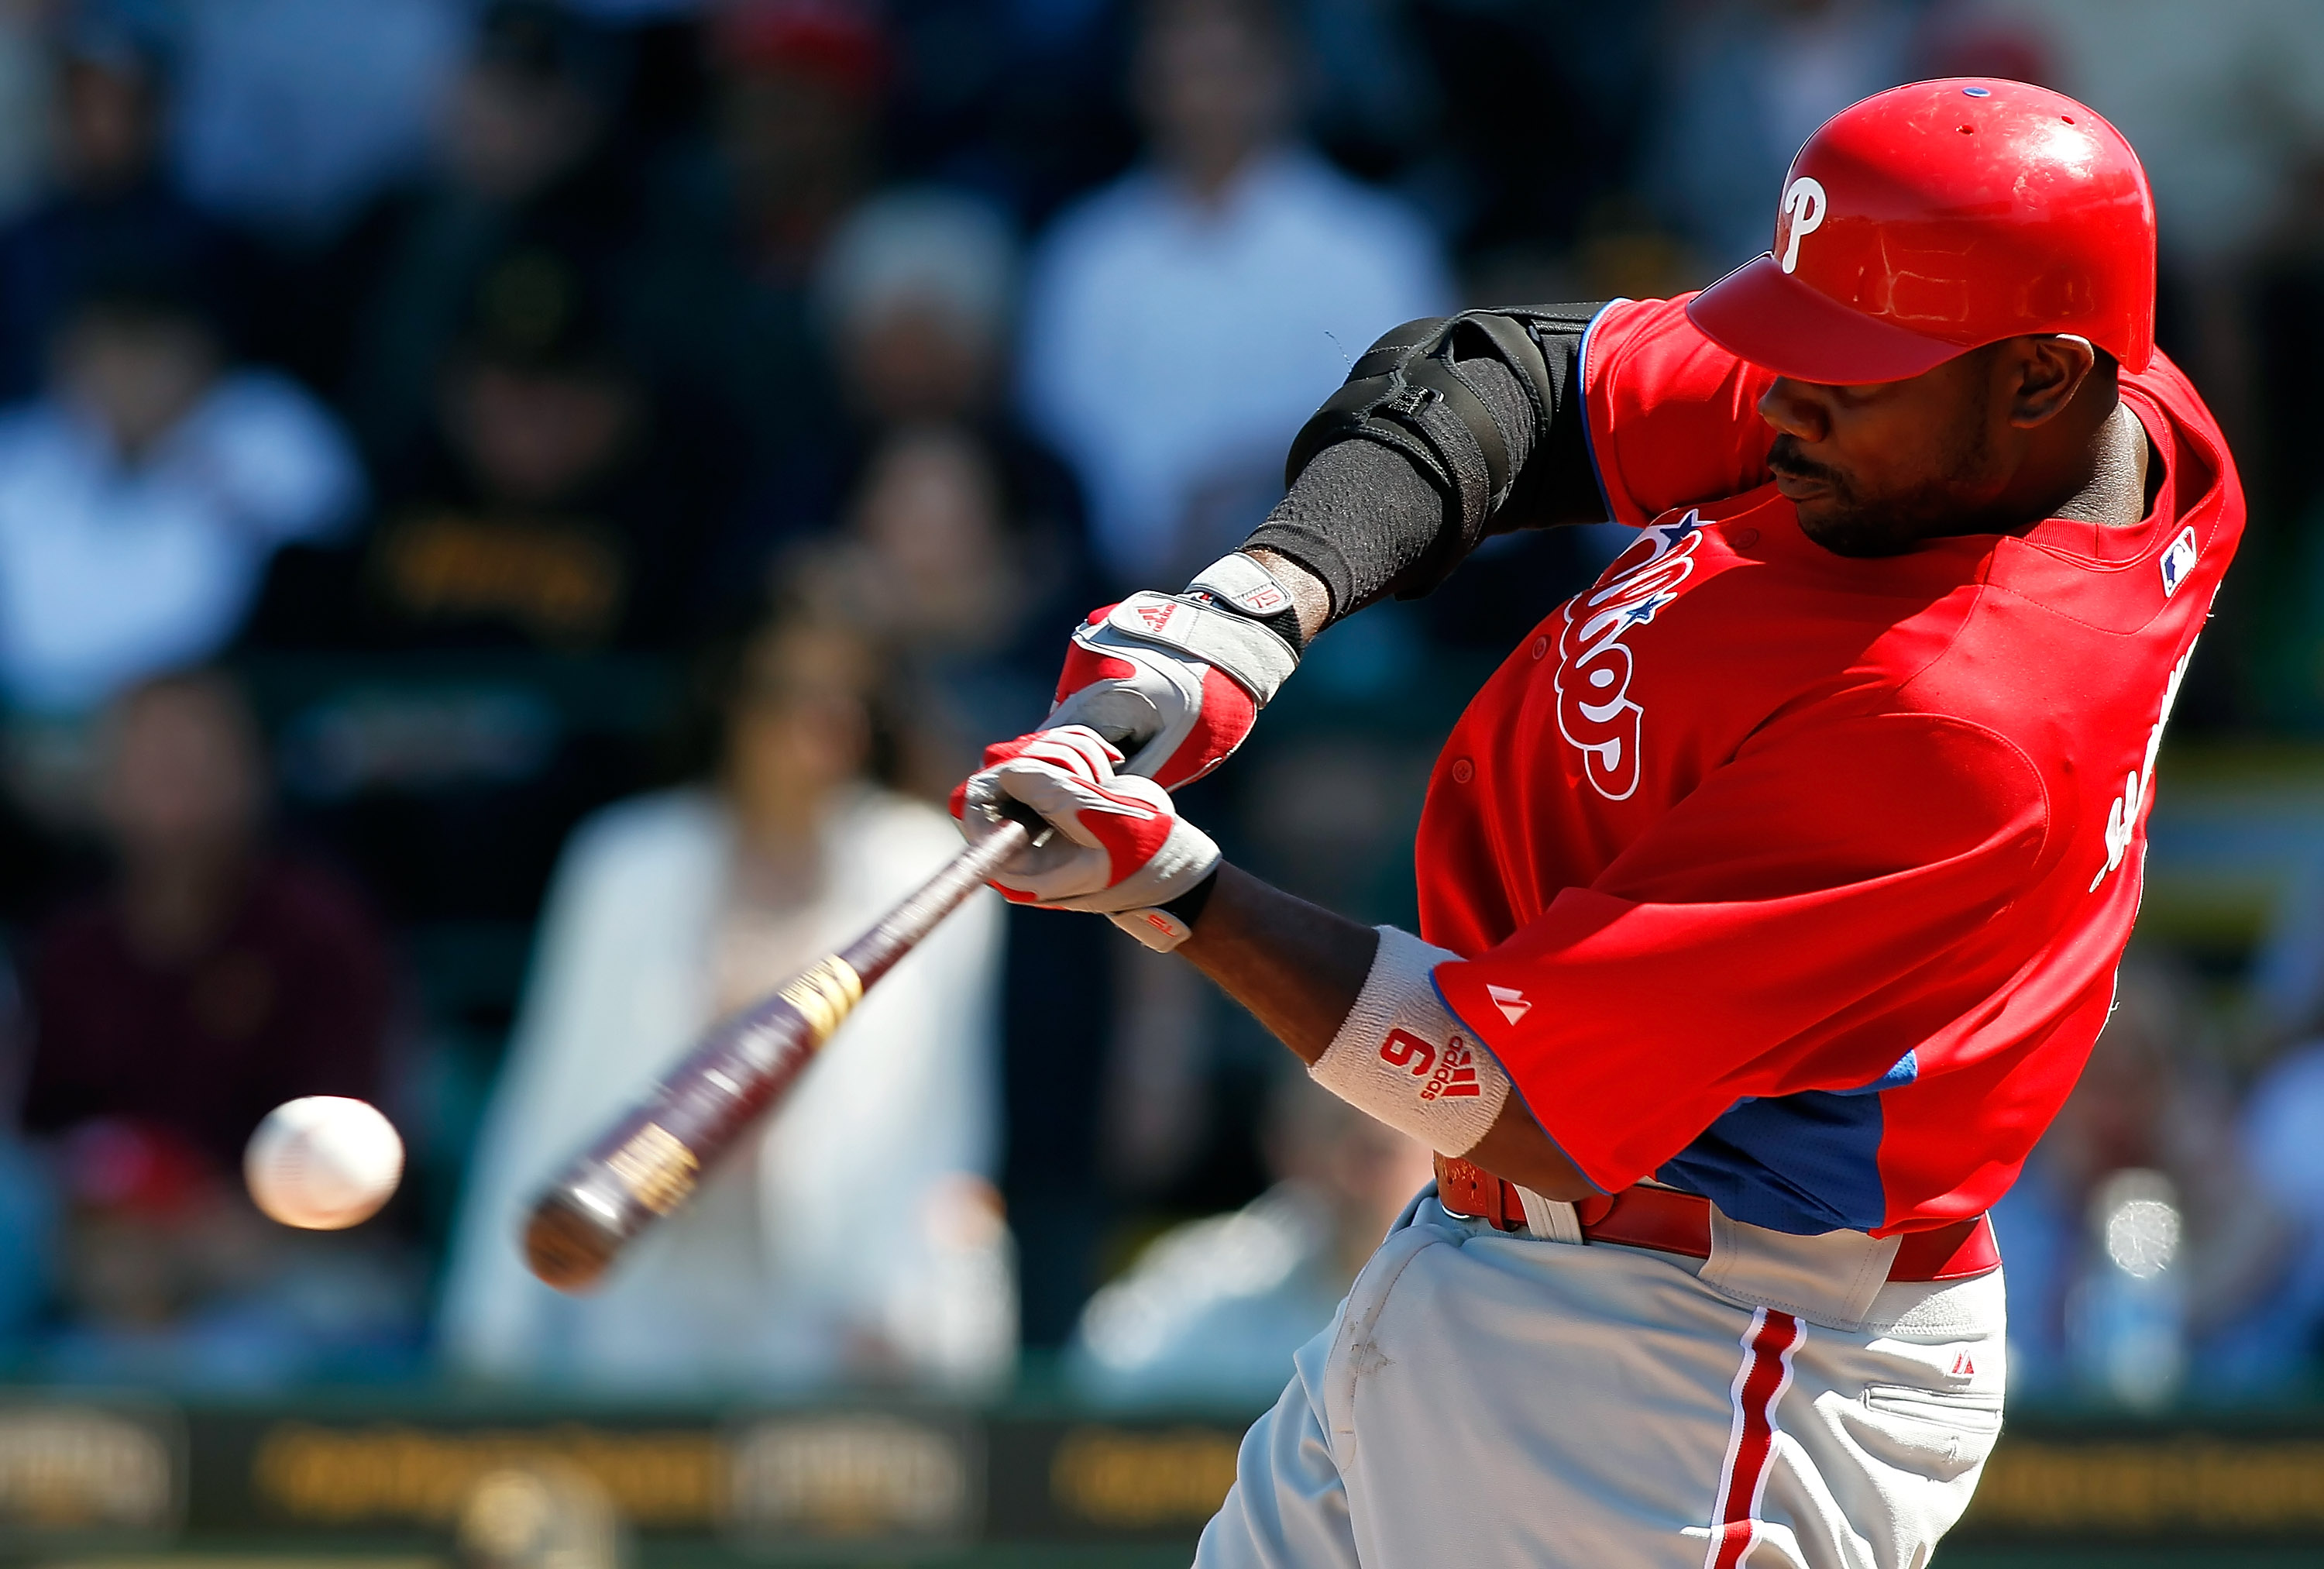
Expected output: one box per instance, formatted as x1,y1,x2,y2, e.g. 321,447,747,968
1309,927,1511,1157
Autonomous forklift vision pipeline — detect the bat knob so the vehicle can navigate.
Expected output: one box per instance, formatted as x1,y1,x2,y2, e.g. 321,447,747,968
524,1187,626,1292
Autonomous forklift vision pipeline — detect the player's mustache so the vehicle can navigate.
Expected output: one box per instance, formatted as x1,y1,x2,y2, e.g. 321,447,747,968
1766,436,1843,488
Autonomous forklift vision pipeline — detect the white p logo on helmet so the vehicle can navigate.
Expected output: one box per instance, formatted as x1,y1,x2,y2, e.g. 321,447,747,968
1778,176,1827,273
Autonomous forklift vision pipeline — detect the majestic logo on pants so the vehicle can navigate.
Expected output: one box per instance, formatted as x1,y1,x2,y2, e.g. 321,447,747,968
1555,511,1703,801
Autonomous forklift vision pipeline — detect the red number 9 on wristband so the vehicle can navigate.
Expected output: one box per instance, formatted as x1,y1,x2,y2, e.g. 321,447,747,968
1379,1030,1437,1075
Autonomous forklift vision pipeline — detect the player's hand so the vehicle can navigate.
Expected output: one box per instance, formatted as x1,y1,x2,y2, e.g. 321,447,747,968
952,725,1220,950
1045,552,1302,791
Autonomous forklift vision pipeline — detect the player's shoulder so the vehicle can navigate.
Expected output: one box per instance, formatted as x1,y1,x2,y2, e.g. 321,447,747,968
1580,297,1777,525
1975,358,2241,643
2122,348,2240,508
1583,294,1771,408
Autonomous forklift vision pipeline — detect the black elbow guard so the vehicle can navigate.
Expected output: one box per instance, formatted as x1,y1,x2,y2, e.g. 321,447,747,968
1282,308,1568,536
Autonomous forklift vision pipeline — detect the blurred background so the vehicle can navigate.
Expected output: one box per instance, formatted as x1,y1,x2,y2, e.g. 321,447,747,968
0,0,2318,1563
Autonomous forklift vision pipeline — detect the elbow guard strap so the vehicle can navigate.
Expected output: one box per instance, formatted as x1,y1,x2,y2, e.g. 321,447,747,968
1309,926,1511,1157
1284,310,1570,506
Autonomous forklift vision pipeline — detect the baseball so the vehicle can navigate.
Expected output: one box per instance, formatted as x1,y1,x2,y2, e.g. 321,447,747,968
244,1097,404,1230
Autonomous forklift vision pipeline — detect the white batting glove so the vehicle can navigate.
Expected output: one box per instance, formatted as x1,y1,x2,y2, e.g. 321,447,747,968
951,726,1221,951
1044,553,1302,790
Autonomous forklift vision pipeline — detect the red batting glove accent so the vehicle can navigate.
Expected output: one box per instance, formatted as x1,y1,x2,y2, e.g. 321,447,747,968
979,728,1122,776
955,724,1220,914
1053,642,1138,709
948,727,1124,825
1044,591,1283,790
1153,665,1258,788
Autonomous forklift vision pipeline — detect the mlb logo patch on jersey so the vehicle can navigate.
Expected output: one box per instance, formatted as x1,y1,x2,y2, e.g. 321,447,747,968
2160,525,2198,598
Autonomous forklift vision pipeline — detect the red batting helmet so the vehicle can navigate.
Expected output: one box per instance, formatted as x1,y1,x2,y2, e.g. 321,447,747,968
1686,78,2156,385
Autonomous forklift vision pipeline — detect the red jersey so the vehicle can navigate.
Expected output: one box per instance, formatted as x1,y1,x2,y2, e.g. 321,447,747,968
1423,295,2240,1236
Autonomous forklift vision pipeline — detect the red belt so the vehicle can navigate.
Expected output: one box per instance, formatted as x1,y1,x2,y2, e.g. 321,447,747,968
1434,1156,1998,1283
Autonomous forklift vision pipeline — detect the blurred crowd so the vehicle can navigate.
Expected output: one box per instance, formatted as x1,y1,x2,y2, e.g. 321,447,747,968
0,0,2318,1407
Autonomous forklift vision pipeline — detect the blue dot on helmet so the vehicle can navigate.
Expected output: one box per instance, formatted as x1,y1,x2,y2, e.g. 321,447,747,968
1961,86,1992,98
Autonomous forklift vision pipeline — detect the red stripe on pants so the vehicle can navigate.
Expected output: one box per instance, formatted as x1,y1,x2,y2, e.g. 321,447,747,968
1706,1307,1803,1569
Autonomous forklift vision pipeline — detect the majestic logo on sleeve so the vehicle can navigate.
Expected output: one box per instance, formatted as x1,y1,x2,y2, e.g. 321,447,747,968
2090,639,2196,893
1486,985,1532,1026
1555,511,1704,801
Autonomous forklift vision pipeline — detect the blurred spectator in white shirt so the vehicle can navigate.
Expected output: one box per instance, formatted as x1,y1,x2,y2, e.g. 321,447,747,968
1645,0,1913,270
1018,0,1450,589
741,186,1115,1355
0,284,361,717
440,613,1012,1394
170,0,469,246
1067,1074,1432,1407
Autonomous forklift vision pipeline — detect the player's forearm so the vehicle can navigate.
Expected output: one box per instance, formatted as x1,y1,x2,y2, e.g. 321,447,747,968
1242,438,1455,628
1177,864,1377,1061
1179,865,1594,1201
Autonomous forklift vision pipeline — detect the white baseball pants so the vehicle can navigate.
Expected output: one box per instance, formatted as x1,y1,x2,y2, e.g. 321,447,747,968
1196,1191,2006,1569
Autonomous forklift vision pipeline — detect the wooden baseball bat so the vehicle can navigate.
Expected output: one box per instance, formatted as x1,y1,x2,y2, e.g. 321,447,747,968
522,814,1038,1292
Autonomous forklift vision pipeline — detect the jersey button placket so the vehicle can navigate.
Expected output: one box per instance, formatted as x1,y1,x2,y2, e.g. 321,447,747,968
1451,759,1474,784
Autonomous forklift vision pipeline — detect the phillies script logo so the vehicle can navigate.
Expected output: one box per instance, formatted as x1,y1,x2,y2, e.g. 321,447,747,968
2089,637,2196,893
1379,1030,1484,1099
1555,511,1704,801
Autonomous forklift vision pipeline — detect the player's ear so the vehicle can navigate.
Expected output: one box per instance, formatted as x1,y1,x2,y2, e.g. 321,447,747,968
2008,334,2097,428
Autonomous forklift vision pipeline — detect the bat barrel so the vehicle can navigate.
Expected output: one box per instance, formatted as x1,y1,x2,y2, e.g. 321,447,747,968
524,1182,634,1292
521,817,1033,1292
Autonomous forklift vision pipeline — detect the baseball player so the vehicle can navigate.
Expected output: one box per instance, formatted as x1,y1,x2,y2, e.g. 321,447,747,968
955,80,2240,1567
